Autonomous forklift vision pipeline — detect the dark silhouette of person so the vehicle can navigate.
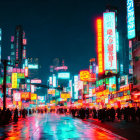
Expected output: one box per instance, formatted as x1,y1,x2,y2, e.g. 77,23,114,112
14,108,18,122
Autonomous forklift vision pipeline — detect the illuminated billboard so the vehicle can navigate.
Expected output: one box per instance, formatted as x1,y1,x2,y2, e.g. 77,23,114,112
12,73,17,88
17,73,25,79
58,72,70,79
13,92,21,101
23,38,27,45
25,67,28,77
54,66,68,71
74,75,78,99
49,77,53,85
31,93,37,100
69,80,73,98
61,93,70,99
78,81,83,90
53,74,56,87
48,89,55,95
109,76,116,92
96,18,104,74
31,79,42,84
79,70,90,81
127,0,136,39
38,96,45,102
103,12,117,71
31,85,35,93
21,92,30,101
28,64,38,69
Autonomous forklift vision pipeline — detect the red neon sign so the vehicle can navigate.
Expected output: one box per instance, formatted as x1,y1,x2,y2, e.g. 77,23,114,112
23,39,27,45
96,18,104,74
25,67,28,77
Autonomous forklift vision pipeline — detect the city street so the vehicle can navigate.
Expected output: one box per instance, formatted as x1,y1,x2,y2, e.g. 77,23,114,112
0,113,127,140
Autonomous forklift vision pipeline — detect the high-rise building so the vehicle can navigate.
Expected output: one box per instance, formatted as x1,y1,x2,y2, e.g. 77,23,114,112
10,36,15,66
0,28,2,64
132,0,140,91
14,25,27,67
9,25,27,67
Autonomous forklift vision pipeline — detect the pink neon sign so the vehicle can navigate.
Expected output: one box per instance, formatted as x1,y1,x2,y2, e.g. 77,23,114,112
54,66,68,71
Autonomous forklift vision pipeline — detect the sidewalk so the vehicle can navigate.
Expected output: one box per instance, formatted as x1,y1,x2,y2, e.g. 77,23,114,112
86,118,140,140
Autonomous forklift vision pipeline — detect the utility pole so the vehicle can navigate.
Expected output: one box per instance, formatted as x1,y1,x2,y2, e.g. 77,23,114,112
2,60,7,111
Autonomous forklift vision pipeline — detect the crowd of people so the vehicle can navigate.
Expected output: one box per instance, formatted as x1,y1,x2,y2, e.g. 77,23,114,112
0,108,31,125
57,106,140,123
0,106,140,125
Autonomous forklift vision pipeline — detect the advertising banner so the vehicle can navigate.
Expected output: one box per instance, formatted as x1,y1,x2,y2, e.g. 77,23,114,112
127,0,136,39
103,12,117,72
80,70,90,81
21,92,30,101
61,93,70,99
96,18,104,74
13,92,21,101
12,73,17,88
31,93,37,100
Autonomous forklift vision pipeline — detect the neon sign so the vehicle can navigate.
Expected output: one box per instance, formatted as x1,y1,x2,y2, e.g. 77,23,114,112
48,89,55,94
103,12,117,72
54,66,68,71
12,73,17,88
23,39,27,45
80,70,90,81
38,96,45,101
24,67,28,77
74,75,78,99
31,79,42,84
58,72,70,79
53,74,56,87
28,64,38,69
96,18,104,74
49,77,53,85
127,0,135,39
31,94,37,100
13,92,21,101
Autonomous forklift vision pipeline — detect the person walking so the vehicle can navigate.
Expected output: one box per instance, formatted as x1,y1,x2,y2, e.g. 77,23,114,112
14,108,18,122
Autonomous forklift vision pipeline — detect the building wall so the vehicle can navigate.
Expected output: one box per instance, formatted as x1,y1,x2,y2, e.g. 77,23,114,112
133,41,140,90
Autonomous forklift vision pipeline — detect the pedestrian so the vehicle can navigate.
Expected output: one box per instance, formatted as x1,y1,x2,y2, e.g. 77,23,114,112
92,108,97,119
110,107,115,122
6,108,12,123
14,108,18,122
116,108,122,120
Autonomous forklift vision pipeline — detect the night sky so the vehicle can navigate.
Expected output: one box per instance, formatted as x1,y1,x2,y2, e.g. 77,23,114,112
0,0,126,83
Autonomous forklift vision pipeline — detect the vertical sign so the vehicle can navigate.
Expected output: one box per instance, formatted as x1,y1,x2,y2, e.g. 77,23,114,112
69,80,73,98
74,75,78,99
96,18,104,74
25,67,28,77
103,12,117,72
31,85,35,93
49,77,53,86
53,74,56,87
127,0,135,39
12,73,17,88
129,40,133,74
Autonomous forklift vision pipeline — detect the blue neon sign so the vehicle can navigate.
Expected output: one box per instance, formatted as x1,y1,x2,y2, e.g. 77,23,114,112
127,0,136,39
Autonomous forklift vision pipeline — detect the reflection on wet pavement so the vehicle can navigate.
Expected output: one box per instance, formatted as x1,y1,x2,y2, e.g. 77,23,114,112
0,113,127,140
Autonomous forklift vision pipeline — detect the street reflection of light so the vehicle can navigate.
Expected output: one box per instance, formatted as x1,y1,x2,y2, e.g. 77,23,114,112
0,113,127,140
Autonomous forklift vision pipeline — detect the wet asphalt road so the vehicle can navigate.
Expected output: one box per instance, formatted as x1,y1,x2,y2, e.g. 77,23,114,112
0,113,127,140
